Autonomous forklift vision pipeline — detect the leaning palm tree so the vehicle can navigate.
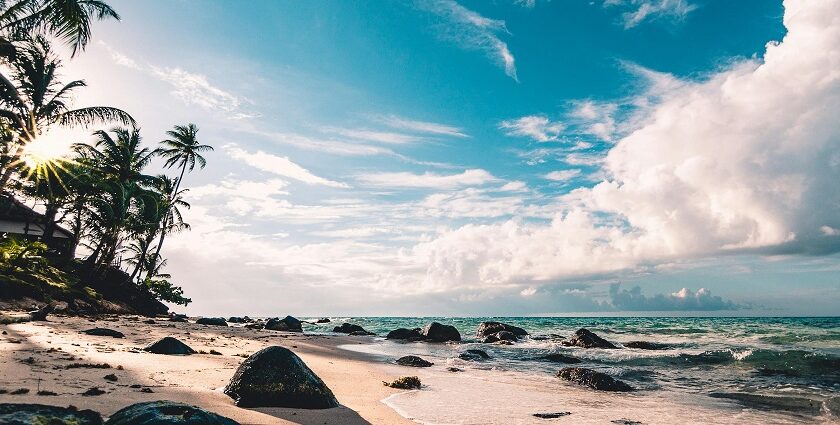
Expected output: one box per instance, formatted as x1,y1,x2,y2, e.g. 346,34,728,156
0,0,119,57
146,124,210,279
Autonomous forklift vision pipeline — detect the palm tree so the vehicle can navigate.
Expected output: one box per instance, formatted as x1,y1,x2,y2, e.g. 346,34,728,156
146,124,210,279
0,36,134,189
0,0,119,57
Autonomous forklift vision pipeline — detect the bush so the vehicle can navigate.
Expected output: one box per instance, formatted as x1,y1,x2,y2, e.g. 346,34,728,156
383,376,421,389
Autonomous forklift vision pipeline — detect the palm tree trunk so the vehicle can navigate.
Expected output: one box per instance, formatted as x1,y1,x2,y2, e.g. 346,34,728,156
145,164,186,279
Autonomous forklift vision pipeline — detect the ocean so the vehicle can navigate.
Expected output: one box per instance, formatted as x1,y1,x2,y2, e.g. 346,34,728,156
305,316,840,424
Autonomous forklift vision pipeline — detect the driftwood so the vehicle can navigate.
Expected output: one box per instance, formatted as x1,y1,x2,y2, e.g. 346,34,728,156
28,303,55,321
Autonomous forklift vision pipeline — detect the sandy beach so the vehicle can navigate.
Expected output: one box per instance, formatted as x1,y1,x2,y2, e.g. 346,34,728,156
0,313,412,425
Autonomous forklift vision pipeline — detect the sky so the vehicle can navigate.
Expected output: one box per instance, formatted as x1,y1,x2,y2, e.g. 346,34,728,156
52,0,840,316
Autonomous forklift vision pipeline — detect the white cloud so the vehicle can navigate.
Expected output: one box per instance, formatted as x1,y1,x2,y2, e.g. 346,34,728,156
499,181,528,191
415,189,524,218
415,0,840,288
357,169,498,189
380,115,468,138
500,115,564,142
544,169,581,182
226,145,349,188
418,0,518,81
604,0,697,29
322,127,422,144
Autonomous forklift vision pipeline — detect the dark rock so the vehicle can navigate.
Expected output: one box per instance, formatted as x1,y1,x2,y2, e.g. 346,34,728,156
140,388,154,393
168,315,188,323
533,412,571,419
446,367,463,372
623,341,668,350
244,323,264,330
265,316,302,332
421,322,461,342
144,337,196,355
557,368,634,392
224,346,338,408
396,355,434,367
105,401,239,424
316,318,331,323
532,334,565,341
83,328,125,338
82,387,106,396
349,330,375,336
611,420,644,425
458,349,490,361
332,323,369,334
386,328,423,341
476,321,528,339
227,317,247,323
10,389,28,395
562,328,618,349
143,319,155,324
28,303,54,321
482,330,517,343
0,403,103,424
541,353,583,364
104,373,118,382
196,317,228,326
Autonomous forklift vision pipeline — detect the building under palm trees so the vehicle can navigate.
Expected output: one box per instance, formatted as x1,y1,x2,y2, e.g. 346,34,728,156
0,192,73,257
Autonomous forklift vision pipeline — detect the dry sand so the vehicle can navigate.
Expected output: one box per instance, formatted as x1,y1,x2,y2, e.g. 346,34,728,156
0,313,414,424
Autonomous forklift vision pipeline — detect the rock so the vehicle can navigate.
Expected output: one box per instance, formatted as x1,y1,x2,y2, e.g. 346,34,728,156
0,403,103,424
244,323,264,330
28,303,54,321
532,334,565,341
421,322,461,342
562,328,618,349
105,401,239,424
541,353,582,364
611,420,644,425
83,328,125,338
396,355,434,367
708,392,824,414
196,317,228,326
144,337,196,355
557,368,634,392
349,330,375,336
265,316,302,332
168,315,188,323
447,367,463,372
332,323,369,334
623,341,668,350
224,346,338,408
458,349,490,361
104,373,118,382
476,321,528,339
533,412,571,419
482,330,517,343
82,387,106,396
316,318,331,323
227,317,247,323
386,328,423,341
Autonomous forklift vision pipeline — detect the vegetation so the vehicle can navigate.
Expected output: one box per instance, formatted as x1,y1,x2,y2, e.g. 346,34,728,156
383,376,422,390
0,0,209,309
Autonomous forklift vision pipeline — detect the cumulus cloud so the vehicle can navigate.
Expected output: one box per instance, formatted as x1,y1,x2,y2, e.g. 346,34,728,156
608,284,738,311
544,169,581,182
226,145,350,188
500,115,564,142
417,0,518,80
415,0,840,288
604,0,697,29
357,169,498,189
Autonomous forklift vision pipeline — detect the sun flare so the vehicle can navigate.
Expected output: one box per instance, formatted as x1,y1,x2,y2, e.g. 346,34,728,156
20,129,76,169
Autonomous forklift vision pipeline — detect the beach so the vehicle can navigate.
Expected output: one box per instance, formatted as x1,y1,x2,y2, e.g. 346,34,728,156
2,314,838,424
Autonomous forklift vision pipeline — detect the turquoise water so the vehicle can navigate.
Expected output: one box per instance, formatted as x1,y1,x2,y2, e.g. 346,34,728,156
305,316,839,422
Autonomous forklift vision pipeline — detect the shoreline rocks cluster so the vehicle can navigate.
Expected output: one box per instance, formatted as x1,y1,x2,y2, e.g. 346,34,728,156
386,322,461,342
0,401,241,424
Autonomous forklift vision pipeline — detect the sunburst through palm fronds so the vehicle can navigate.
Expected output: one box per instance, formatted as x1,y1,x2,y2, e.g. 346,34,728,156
16,128,78,191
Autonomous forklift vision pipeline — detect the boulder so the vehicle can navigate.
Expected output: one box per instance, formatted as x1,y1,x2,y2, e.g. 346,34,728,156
224,346,338,408
557,367,634,392
540,353,582,364
482,331,517,343
105,401,239,424
623,341,668,350
244,322,264,330
28,303,54,321
196,317,228,326
396,355,434,367
421,322,461,342
227,317,247,323
0,403,103,425
144,337,196,355
168,314,188,323
476,321,528,339
316,318,331,323
83,328,125,338
332,323,369,334
458,349,490,361
562,328,618,349
265,316,302,332
386,328,423,341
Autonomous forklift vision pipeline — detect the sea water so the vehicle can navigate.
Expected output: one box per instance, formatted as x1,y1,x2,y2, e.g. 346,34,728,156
307,317,840,424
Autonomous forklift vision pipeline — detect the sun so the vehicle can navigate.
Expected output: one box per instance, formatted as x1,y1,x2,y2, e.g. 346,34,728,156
20,128,75,169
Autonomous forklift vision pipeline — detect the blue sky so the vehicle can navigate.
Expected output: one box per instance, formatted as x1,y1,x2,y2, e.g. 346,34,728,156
58,0,840,316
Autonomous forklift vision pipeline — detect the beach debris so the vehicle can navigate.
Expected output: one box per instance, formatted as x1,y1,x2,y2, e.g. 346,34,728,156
446,367,464,372
396,355,434,367
10,388,29,395
623,341,668,350
383,376,422,389
533,412,572,419
611,420,643,425
264,316,302,332
458,349,490,361
143,337,196,355
316,318,331,323
104,374,118,382
0,403,103,424
421,322,461,342
476,321,528,340
36,390,57,396
105,401,239,425
224,346,338,408
562,329,618,349
66,362,112,369
557,368,634,392
196,317,228,326
209,349,222,355
140,388,154,393
332,322,370,334
82,387,106,396
482,330,517,343
83,328,125,338
540,353,582,364
386,328,423,341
